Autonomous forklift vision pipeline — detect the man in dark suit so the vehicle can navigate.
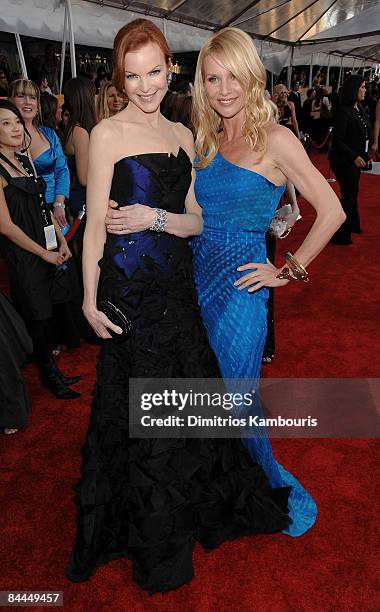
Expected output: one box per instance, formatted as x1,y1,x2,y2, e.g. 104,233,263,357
288,81,303,128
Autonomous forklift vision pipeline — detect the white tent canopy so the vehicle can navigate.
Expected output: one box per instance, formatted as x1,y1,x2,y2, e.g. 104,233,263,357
0,0,211,53
0,0,379,76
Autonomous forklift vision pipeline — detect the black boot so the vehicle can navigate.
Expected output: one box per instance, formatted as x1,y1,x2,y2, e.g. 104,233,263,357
39,358,80,400
56,371,81,386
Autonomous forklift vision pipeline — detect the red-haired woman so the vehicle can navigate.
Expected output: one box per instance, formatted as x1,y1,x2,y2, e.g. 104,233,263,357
66,19,293,593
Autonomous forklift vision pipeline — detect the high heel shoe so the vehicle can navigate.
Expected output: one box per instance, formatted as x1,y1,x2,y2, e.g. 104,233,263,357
39,358,80,400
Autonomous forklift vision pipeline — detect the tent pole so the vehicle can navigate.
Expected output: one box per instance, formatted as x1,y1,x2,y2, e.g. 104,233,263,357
59,5,68,94
338,55,343,87
351,57,356,74
65,0,77,78
270,70,273,94
326,53,331,87
308,54,314,88
287,46,294,89
14,33,28,79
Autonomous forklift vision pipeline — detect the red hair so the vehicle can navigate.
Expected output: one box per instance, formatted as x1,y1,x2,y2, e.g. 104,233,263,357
112,19,172,91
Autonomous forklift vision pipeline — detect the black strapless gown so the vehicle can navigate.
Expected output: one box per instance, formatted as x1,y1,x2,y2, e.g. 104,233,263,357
65,149,291,593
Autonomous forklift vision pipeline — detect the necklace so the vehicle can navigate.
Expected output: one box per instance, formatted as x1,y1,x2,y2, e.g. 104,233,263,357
0,151,50,227
0,150,34,179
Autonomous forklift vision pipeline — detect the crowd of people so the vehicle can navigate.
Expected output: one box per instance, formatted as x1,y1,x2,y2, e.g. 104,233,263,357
0,17,378,592
0,76,127,433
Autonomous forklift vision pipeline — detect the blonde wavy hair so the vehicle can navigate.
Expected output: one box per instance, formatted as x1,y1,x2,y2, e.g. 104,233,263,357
96,81,126,122
192,28,277,168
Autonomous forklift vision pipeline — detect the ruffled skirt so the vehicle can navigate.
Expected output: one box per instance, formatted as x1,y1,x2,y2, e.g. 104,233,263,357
66,241,291,593
66,342,291,594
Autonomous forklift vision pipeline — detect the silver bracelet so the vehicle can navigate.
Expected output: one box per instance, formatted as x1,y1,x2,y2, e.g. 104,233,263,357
53,201,65,209
149,207,167,232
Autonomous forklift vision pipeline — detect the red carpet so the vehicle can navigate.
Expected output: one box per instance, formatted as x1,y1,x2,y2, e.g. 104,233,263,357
0,154,379,611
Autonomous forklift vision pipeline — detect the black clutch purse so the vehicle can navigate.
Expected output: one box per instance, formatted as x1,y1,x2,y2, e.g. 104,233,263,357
97,299,134,341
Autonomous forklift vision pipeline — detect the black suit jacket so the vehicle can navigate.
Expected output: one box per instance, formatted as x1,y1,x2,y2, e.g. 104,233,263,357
329,105,370,164
288,91,302,119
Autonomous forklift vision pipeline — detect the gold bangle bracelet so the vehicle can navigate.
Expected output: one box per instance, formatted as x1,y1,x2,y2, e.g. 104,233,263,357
276,266,294,281
284,252,309,282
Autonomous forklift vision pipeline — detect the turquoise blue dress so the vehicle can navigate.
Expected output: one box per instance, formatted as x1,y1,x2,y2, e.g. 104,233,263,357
193,152,317,537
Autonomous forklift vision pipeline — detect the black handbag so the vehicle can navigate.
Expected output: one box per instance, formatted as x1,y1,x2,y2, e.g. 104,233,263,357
97,299,134,341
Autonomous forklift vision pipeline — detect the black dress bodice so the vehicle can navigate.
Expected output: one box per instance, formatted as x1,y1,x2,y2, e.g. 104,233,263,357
110,147,191,213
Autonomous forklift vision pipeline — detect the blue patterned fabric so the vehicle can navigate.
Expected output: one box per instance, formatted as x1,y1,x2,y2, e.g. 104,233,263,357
33,127,70,204
193,152,317,537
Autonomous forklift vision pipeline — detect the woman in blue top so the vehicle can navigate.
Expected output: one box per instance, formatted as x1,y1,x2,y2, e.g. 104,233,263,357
9,79,70,229
106,26,346,539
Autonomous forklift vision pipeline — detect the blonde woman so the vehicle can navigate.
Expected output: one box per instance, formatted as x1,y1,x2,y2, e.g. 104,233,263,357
95,80,126,121
190,27,345,536
272,83,301,139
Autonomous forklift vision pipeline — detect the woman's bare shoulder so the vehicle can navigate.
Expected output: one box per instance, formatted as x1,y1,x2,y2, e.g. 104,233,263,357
266,123,302,157
172,120,193,140
171,120,194,158
266,122,290,142
90,119,119,143
72,124,89,138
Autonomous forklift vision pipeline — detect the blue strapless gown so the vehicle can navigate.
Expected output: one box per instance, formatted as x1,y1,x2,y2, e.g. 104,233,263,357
193,152,317,537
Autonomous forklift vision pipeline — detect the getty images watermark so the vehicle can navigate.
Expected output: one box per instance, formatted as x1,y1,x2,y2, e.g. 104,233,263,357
139,389,317,428
129,378,380,439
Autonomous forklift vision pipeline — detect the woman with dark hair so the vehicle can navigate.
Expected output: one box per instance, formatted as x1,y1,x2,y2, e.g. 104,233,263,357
63,77,96,220
40,93,65,145
40,93,62,132
370,83,380,160
310,87,332,145
329,75,369,244
0,100,79,400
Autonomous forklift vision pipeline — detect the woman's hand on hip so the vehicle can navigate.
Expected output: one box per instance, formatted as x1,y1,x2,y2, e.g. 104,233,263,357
234,259,289,292
105,200,156,234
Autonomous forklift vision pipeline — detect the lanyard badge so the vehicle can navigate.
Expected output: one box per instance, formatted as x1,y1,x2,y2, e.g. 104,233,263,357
44,224,58,250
